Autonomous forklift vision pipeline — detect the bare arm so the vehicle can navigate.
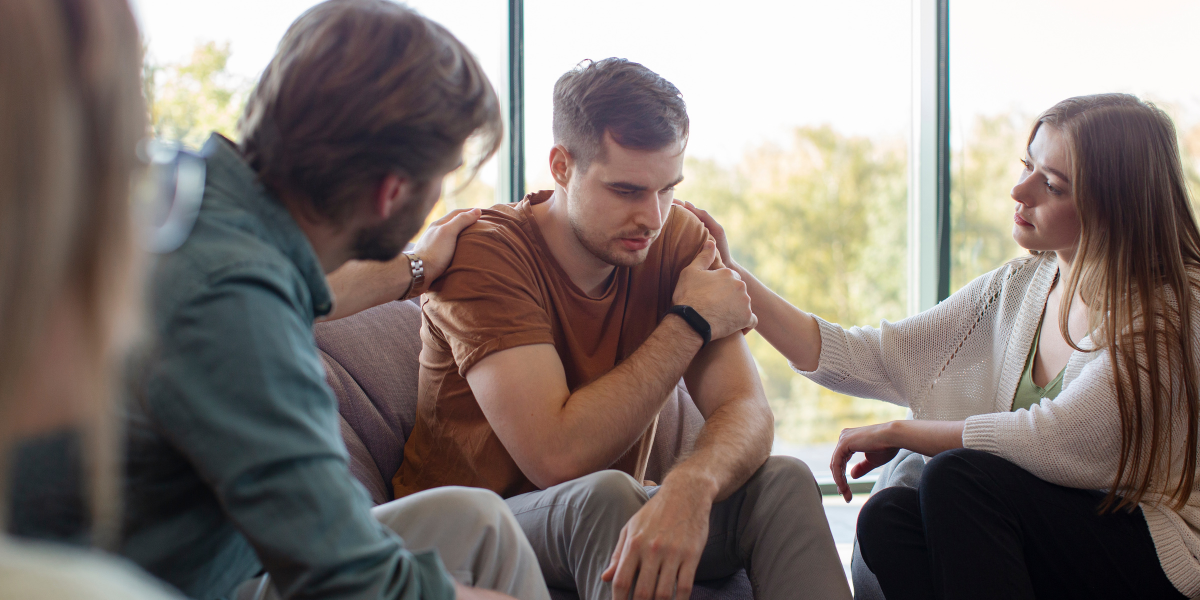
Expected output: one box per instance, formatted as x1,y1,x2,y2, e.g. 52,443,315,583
322,208,481,321
603,321,774,600
675,200,823,370
829,419,965,501
671,333,773,501
466,316,705,488
465,241,755,489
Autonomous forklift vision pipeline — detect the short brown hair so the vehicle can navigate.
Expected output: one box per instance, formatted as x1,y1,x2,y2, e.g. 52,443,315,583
239,0,502,222
552,58,689,169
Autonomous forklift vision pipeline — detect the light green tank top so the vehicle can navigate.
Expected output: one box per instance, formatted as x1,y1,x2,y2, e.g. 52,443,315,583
1012,316,1066,412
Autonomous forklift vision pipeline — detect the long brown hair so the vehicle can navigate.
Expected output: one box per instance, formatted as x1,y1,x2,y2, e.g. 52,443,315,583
1040,94,1200,512
0,0,145,543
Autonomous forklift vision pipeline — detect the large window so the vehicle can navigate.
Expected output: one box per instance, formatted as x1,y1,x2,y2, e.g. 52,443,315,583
132,0,508,219
949,0,1200,290
523,0,914,466
134,0,919,471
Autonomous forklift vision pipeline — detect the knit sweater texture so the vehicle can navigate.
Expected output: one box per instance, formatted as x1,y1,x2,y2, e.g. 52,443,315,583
798,252,1200,598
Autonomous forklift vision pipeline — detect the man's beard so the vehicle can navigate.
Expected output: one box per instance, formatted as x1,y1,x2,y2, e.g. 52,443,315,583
351,196,429,262
568,212,655,268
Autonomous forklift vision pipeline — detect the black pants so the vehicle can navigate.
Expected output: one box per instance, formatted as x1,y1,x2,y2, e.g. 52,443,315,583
856,448,1185,600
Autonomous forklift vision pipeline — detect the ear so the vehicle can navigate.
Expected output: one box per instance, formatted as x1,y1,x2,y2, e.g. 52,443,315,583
373,173,410,220
549,144,573,188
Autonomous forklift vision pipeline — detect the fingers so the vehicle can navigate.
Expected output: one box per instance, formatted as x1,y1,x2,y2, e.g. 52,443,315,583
686,240,718,271
653,560,678,600
428,207,473,227
602,527,628,582
631,554,660,600
611,535,639,599
439,207,481,235
850,458,876,480
829,434,853,503
681,200,724,235
675,554,698,600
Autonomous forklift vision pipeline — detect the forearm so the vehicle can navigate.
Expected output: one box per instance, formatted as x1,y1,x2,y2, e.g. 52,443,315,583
663,394,774,503
733,264,822,371
551,315,704,478
888,419,964,456
323,256,415,321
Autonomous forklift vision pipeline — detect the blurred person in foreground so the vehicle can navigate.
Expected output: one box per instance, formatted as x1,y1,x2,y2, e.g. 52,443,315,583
0,0,180,597
118,2,548,599
395,57,851,600
682,94,1198,599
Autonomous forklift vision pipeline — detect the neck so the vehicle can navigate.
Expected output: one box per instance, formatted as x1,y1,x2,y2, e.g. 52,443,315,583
1054,247,1075,285
533,187,616,296
279,191,354,274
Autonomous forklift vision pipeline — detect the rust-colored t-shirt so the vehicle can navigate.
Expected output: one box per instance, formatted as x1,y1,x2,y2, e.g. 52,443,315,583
393,190,710,499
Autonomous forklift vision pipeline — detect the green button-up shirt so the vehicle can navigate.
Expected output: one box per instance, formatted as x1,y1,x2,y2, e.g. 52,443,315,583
120,135,455,600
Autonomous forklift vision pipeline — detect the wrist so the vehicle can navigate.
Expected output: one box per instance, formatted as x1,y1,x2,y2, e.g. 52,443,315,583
883,419,909,448
661,465,719,504
661,312,705,354
399,252,426,300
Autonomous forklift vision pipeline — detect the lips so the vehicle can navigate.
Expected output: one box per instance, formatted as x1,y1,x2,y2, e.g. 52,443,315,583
1014,213,1032,227
619,237,651,251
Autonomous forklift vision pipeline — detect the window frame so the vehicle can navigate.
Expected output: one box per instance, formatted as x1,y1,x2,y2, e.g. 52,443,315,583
502,0,952,315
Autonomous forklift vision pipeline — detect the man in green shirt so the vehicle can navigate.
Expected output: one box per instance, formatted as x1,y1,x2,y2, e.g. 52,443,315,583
119,2,548,599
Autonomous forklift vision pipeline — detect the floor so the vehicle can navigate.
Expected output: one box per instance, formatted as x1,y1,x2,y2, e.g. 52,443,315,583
824,494,866,589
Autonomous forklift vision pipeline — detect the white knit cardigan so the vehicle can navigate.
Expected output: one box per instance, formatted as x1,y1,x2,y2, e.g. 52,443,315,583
798,252,1200,598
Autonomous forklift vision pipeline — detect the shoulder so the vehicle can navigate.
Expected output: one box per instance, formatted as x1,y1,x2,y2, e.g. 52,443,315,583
956,253,1051,306
454,203,537,257
0,539,182,600
153,216,306,320
656,204,710,263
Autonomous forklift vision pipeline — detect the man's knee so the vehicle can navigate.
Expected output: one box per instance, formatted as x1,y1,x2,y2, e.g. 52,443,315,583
570,470,649,524
749,455,819,499
380,486,518,544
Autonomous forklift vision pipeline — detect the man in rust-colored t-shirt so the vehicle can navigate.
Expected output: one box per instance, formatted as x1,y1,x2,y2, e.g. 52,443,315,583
396,58,851,600
395,190,709,499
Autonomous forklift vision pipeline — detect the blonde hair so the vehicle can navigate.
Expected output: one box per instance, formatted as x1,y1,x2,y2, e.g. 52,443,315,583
0,0,145,544
1038,94,1200,512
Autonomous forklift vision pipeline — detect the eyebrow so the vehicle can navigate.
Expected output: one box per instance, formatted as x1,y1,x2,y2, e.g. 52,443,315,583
1026,146,1071,185
604,175,685,192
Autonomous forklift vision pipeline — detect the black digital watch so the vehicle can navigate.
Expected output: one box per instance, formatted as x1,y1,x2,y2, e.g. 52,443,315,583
665,304,712,349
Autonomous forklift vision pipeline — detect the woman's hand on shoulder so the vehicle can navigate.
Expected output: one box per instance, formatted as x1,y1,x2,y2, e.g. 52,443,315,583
674,200,735,270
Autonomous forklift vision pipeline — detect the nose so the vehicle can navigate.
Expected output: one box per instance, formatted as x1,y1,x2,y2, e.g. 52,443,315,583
637,195,666,232
1011,172,1034,206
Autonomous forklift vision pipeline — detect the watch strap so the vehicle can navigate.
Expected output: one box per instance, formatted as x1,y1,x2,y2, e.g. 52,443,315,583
666,304,711,348
399,252,426,300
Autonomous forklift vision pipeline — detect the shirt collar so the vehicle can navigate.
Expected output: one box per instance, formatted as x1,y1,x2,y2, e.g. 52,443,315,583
201,134,333,318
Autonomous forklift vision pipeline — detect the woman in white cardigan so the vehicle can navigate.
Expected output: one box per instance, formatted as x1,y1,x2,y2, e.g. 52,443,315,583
680,94,1199,599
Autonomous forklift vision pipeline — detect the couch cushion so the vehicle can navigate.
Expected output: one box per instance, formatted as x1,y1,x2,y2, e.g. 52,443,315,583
315,299,424,501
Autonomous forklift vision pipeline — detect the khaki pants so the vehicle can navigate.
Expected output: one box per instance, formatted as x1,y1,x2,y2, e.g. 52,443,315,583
236,486,550,600
504,456,852,600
